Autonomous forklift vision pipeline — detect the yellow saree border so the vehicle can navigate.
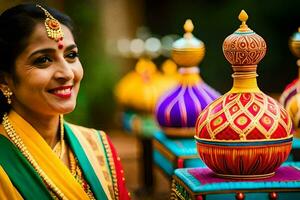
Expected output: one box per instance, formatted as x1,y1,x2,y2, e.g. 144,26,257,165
4,111,90,200
0,166,23,199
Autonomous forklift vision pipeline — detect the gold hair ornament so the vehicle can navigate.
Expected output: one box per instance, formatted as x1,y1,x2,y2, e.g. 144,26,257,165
36,5,64,49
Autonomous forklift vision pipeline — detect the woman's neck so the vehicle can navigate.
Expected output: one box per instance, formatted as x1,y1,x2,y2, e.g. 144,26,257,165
11,108,60,148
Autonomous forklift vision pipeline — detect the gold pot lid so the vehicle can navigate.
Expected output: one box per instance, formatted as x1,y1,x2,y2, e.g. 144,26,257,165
172,19,204,51
289,27,300,59
234,10,253,33
171,19,206,67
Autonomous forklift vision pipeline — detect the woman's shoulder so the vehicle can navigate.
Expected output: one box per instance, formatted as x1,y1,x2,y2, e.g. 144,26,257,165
65,122,109,145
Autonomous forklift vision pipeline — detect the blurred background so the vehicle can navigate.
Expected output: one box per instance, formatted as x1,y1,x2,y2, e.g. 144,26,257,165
1,0,300,128
0,0,300,129
1,0,300,199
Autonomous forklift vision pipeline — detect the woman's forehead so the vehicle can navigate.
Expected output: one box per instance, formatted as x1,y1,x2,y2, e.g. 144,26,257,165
24,23,75,53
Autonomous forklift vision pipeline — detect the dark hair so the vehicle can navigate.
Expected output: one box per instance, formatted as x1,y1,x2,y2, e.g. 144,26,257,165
0,3,74,117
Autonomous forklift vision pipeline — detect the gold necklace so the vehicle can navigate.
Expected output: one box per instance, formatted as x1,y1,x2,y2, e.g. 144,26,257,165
2,113,67,200
68,149,96,200
53,115,65,159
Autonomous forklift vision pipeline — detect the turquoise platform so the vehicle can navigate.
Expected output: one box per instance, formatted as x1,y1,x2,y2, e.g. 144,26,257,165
290,137,300,161
122,111,159,138
153,131,206,178
171,163,300,200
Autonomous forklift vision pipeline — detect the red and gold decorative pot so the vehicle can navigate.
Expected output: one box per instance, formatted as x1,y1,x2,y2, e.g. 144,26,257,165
195,10,293,179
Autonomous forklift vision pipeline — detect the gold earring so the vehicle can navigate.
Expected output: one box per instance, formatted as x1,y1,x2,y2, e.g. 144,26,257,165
2,88,13,104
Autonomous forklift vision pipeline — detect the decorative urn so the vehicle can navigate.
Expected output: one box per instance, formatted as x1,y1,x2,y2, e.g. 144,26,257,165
115,57,176,113
155,19,220,137
115,57,178,136
195,10,293,179
279,27,300,137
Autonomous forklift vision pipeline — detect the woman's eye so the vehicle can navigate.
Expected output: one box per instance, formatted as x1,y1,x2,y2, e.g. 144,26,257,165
66,51,79,59
33,56,52,65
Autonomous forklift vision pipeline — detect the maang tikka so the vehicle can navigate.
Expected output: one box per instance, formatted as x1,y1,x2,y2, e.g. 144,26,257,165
36,5,64,49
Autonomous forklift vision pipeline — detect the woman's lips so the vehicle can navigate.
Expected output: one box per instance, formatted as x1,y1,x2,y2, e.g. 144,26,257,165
49,86,72,99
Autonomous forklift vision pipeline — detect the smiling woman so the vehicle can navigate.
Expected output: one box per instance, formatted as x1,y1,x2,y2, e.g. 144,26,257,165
12,23,82,118
0,3,129,200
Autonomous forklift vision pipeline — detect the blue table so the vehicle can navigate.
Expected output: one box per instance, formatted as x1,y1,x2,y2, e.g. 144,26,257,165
153,131,206,178
122,111,159,138
171,163,300,200
290,137,300,161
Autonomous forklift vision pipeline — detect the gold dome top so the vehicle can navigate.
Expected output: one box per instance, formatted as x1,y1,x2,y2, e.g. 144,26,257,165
223,10,267,66
115,58,177,113
237,10,250,32
289,27,300,60
171,19,205,67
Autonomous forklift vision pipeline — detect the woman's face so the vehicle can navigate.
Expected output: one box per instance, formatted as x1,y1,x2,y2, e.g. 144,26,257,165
6,23,83,118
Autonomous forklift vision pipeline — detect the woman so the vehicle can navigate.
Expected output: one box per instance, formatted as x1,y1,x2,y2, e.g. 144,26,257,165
0,3,129,200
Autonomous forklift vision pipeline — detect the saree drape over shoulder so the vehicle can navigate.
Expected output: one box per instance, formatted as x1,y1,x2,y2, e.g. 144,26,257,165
0,111,130,200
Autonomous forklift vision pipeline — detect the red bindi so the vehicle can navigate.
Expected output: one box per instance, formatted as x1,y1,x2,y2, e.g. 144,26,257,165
58,37,64,49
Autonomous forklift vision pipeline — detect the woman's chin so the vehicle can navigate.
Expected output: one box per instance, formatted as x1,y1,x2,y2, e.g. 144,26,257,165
54,104,76,115
61,109,74,115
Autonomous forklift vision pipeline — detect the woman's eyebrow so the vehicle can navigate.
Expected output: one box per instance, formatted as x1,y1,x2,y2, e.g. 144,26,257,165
28,44,77,59
65,44,77,52
28,48,55,59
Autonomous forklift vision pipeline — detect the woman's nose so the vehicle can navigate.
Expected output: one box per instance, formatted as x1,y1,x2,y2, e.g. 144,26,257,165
54,60,74,81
